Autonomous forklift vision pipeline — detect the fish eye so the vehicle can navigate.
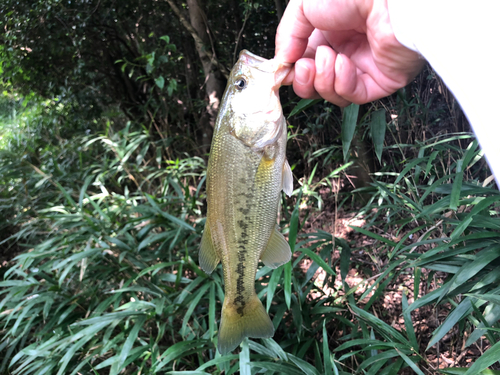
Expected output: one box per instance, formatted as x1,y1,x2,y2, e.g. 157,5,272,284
235,78,247,90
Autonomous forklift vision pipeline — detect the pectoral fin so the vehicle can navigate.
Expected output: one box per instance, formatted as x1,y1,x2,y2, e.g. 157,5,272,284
199,224,220,274
282,159,293,197
261,226,291,268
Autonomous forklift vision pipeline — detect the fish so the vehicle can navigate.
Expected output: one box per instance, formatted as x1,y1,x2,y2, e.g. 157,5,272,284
199,50,293,355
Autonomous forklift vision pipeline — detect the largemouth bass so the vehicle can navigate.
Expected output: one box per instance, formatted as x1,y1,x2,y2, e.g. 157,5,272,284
199,50,293,355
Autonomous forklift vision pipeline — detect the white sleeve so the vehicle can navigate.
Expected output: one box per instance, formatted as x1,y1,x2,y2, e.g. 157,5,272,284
388,0,500,186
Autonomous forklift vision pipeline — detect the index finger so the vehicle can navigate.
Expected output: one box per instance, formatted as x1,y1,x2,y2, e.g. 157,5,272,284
275,0,370,64
275,0,314,64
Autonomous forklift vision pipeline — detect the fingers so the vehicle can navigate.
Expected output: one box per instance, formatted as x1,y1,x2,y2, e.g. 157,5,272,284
292,58,320,100
288,48,353,107
286,48,392,106
275,0,371,64
314,46,351,107
334,53,395,103
276,0,424,105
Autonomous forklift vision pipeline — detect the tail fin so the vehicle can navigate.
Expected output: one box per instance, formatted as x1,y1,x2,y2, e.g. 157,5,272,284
217,295,274,355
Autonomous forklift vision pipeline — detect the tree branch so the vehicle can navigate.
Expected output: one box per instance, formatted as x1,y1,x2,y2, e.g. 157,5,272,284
164,0,229,78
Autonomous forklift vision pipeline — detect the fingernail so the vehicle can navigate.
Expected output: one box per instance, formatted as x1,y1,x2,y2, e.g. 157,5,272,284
316,58,324,75
335,54,343,73
315,47,326,75
295,61,311,85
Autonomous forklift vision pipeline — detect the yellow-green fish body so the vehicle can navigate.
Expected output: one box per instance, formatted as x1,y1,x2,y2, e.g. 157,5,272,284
199,50,293,354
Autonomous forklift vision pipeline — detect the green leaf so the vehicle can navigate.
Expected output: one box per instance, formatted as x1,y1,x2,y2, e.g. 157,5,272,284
288,353,321,375
426,298,473,350
396,349,424,375
181,283,210,336
394,158,427,185
114,316,147,374
239,338,251,375
155,76,165,90
338,238,351,287
450,162,464,210
209,283,216,340
464,339,500,375
298,247,335,276
323,321,333,375
288,99,322,118
57,321,110,375
402,293,418,352
266,265,283,312
443,369,500,375
262,338,288,361
351,305,408,345
146,194,194,231
250,362,305,375
154,340,208,372
341,104,359,161
370,109,386,163
284,261,292,310
285,189,302,309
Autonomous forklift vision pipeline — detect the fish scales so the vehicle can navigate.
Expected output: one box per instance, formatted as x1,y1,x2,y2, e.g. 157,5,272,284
199,50,293,354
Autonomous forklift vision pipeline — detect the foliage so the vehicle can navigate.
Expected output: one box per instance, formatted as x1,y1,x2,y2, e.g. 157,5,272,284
0,0,282,156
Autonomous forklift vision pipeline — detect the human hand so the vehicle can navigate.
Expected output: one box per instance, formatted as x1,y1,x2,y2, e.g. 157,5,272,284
275,0,425,107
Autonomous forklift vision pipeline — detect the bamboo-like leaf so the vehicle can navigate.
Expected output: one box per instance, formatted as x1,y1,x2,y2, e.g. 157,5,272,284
402,293,418,352
442,369,500,375
196,355,239,372
181,283,210,336
250,362,304,375
288,353,321,375
153,340,208,372
288,99,322,118
341,104,359,161
145,194,195,231
284,261,292,310
323,321,333,375
57,321,109,375
358,350,399,371
114,316,147,374
426,298,473,350
370,109,386,163
351,305,408,345
298,247,335,276
464,339,500,375
396,349,424,375
209,283,216,340
465,302,500,347
338,238,351,286
266,265,283,312
394,158,427,185
239,338,251,375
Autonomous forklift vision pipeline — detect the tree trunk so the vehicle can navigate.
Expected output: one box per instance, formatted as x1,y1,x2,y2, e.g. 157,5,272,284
186,0,226,154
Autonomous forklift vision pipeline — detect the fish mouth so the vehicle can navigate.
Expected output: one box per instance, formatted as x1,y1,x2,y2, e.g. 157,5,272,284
238,50,292,90
238,50,269,70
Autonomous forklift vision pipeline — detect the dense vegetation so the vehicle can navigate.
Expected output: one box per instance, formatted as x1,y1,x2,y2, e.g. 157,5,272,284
1,1,499,374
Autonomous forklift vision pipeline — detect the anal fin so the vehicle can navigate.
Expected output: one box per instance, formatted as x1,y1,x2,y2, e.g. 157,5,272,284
199,223,220,274
260,225,291,269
